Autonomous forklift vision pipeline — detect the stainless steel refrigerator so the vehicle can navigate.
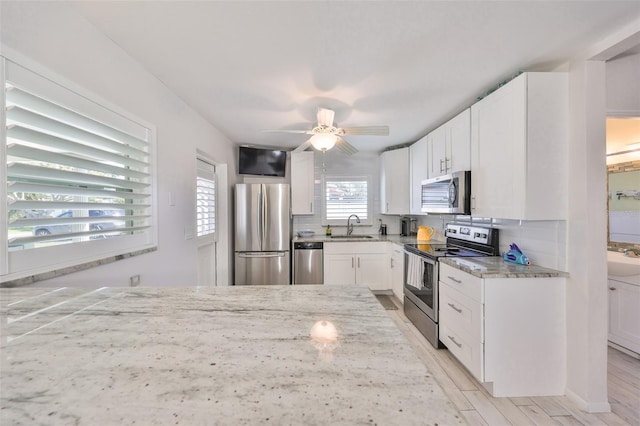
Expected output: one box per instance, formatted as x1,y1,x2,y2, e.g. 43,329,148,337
234,184,290,285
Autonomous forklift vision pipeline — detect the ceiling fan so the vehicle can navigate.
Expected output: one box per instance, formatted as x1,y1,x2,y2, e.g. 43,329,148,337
266,108,389,155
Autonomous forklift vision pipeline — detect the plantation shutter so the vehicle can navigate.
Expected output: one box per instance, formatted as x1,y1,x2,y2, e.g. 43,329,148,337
5,60,152,250
324,176,369,221
196,158,216,238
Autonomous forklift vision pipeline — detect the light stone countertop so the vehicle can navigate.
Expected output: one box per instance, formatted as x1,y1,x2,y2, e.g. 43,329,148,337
0,285,464,425
294,233,441,246
440,256,569,279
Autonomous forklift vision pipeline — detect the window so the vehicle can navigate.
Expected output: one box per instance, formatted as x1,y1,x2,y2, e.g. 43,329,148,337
323,176,370,225
2,57,155,281
196,158,216,239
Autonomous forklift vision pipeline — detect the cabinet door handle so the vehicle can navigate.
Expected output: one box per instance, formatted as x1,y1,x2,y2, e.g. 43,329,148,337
310,202,313,212
440,159,445,173
448,302,462,313
447,335,462,348
358,257,361,268
352,257,355,268
447,276,462,284
445,157,451,172
391,258,395,268
609,287,617,291
386,202,389,213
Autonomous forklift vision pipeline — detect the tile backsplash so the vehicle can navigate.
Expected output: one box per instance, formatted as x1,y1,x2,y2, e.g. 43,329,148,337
414,215,567,271
292,150,567,271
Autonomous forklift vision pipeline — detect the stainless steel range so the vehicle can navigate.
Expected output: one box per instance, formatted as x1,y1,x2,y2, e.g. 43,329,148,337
403,223,499,348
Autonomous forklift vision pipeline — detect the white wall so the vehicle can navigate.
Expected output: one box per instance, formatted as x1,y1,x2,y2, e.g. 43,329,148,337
1,2,237,287
607,50,640,114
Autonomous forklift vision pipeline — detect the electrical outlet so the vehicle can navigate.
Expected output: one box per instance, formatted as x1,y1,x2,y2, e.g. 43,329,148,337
129,275,141,287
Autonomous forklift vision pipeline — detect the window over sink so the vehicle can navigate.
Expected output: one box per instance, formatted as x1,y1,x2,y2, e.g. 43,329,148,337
322,175,371,225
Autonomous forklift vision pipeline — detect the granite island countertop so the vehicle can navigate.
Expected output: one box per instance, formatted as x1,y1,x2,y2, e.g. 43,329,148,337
0,285,464,425
440,256,569,279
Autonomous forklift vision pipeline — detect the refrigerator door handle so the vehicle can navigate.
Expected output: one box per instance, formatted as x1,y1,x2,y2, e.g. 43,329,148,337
261,185,268,248
257,186,263,250
237,252,285,258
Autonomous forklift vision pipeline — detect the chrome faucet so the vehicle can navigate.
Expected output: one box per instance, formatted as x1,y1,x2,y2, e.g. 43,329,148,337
623,248,640,257
346,214,360,236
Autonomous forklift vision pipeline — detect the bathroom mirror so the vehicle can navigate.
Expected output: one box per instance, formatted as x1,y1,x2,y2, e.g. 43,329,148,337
606,118,640,245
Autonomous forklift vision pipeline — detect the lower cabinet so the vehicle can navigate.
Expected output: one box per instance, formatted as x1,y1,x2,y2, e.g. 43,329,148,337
608,278,640,354
439,263,566,397
390,244,405,302
324,242,390,291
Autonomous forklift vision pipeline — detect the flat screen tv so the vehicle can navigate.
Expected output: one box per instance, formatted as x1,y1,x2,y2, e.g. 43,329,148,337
238,146,287,177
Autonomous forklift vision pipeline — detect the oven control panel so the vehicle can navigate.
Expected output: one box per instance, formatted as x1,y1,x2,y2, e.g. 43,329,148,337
444,224,495,245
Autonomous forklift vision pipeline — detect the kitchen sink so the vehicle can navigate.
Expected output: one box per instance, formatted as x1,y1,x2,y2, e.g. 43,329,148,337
330,235,375,239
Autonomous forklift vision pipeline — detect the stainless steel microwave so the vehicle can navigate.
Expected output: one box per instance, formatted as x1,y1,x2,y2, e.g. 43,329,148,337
421,171,471,214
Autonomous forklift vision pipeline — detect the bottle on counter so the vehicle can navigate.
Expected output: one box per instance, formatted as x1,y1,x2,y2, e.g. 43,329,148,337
326,225,332,236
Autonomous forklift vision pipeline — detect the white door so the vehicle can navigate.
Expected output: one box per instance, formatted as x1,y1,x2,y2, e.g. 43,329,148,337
196,158,217,286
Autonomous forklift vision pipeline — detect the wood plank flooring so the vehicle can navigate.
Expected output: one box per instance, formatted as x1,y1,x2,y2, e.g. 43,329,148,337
379,295,639,426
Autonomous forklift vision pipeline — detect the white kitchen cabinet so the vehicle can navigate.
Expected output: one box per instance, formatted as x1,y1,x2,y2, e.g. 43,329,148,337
390,244,405,303
380,147,410,215
427,108,471,178
291,151,315,215
608,278,640,354
409,136,429,215
470,72,568,220
324,242,390,291
439,263,566,397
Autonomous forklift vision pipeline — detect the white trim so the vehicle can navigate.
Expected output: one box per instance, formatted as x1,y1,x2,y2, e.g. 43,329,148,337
608,341,640,359
565,388,611,414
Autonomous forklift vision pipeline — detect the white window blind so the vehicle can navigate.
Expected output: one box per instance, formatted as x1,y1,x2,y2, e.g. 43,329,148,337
324,176,369,222
196,158,216,238
4,60,152,256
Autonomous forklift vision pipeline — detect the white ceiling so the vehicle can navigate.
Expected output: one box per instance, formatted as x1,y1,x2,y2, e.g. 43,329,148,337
68,1,640,153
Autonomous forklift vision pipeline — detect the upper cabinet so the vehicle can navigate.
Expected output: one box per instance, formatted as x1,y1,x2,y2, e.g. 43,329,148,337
291,151,315,215
380,147,410,215
470,72,568,220
409,135,429,215
428,108,471,178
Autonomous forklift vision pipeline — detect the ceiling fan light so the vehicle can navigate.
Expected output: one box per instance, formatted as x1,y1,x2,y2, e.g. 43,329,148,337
310,133,337,151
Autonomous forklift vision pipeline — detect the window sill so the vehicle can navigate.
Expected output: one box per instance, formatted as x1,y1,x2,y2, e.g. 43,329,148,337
0,246,157,288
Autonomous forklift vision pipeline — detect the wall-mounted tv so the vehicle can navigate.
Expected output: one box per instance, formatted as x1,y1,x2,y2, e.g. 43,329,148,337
238,146,287,177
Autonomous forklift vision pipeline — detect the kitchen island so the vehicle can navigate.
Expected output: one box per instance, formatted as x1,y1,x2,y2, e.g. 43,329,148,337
0,285,463,425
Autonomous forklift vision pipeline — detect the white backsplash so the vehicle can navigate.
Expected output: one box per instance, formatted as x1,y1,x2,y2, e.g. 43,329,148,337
413,215,567,270
292,150,567,271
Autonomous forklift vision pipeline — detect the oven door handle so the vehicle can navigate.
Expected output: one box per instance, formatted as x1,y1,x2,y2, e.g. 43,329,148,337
404,250,436,265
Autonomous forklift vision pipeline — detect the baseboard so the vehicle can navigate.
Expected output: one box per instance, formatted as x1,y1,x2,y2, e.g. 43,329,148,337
608,341,640,359
565,388,611,413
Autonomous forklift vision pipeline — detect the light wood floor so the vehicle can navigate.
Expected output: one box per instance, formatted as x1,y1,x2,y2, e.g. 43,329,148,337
382,296,639,426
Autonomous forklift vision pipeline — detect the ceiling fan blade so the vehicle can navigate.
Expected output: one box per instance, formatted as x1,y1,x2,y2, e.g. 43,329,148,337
292,139,313,153
341,126,389,136
317,108,335,127
335,137,358,156
262,129,313,134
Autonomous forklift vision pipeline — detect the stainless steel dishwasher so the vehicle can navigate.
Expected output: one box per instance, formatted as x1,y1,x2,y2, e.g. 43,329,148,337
293,242,323,284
